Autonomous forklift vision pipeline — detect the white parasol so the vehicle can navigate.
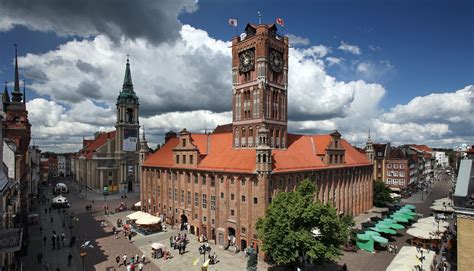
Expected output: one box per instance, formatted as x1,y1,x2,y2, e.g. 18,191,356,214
126,211,151,220
135,215,161,225
151,242,166,250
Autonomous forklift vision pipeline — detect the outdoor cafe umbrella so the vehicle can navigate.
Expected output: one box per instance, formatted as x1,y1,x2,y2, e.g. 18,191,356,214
430,203,454,213
390,215,409,223
411,222,447,233
126,211,151,220
403,204,416,210
372,235,388,244
379,220,404,229
365,231,381,237
135,215,161,225
357,233,371,241
406,228,441,240
370,226,397,235
433,198,451,205
394,212,415,219
396,209,417,216
417,217,450,228
151,243,166,250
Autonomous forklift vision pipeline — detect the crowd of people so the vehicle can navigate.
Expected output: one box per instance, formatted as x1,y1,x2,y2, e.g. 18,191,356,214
116,253,147,271
170,233,189,255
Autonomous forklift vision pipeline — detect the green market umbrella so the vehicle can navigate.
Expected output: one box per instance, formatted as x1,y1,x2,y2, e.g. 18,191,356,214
365,231,381,236
391,215,409,223
357,233,371,241
404,204,416,210
372,235,388,244
375,223,390,229
394,212,415,219
383,218,397,224
388,223,405,230
369,227,381,232
398,209,417,216
378,227,397,235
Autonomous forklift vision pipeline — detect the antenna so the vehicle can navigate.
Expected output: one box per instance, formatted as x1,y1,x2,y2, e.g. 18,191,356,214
257,11,262,24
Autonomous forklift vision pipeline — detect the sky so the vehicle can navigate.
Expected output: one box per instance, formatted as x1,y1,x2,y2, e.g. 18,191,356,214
0,0,472,152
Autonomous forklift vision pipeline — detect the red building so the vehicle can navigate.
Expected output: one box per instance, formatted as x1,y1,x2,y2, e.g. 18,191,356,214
141,23,373,256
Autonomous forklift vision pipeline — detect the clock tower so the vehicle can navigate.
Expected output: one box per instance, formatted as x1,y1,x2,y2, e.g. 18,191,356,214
231,23,289,149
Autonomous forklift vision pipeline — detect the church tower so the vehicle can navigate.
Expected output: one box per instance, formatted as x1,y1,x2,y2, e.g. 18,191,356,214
115,57,140,192
231,23,289,149
365,129,375,162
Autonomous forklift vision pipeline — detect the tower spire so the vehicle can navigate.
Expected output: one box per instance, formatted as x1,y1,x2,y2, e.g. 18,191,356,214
11,44,23,103
14,44,20,93
122,54,134,93
2,81,10,104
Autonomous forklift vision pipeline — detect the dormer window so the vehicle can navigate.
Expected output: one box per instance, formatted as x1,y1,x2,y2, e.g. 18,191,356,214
182,138,186,147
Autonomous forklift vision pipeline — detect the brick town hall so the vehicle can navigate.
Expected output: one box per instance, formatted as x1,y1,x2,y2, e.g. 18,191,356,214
141,23,373,255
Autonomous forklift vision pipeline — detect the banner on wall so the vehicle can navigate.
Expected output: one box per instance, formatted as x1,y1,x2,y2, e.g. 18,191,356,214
123,128,138,152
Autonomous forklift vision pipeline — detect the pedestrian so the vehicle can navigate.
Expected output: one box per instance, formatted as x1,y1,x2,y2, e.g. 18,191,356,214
122,254,127,266
43,236,47,246
141,254,146,264
51,236,56,249
112,226,116,235
134,254,139,263
67,253,72,266
37,253,41,263
40,226,43,235
394,245,398,253
56,235,61,248
128,234,132,243
71,235,76,247
169,236,173,247
342,263,347,271
137,262,144,271
49,207,51,213
115,255,120,266
44,261,49,271
45,208,47,214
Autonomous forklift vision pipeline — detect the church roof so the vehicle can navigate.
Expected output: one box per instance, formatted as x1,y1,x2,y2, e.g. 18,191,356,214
117,58,138,104
144,132,371,173
79,131,116,159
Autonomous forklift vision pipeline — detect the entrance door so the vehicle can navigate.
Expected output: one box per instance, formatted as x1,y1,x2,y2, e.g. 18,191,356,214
180,214,188,231
241,239,247,251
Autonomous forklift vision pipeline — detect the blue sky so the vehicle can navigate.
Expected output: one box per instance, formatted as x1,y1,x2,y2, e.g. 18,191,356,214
0,0,472,152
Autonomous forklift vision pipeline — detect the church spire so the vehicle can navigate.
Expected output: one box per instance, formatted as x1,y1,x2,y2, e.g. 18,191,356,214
3,82,10,104
122,55,134,93
11,44,23,103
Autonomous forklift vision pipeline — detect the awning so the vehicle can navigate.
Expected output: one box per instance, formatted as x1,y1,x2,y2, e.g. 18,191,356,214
135,215,161,225
126,211,152,220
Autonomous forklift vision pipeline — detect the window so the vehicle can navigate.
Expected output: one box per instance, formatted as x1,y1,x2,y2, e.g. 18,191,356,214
231,178,235,185
220,192,224,199
400,171,405,177
253,180,258,187
168,187,172,198
203,216,207,222
182,138,186,147
182,155,186,164
394,164,399,169
202,194,207,208
241,227,246,234
241,195,246,202
394,171,399,177
279,179,283,186
253,197,258,204
174,189,178,200
230,209,235,216
195,214,198,219
190,155,194,164
187,191,191,204
202,175,207,185
220,177,224,184
241,179,246,186
210,196,216,210
269,197,272,203
156,186,160,197
400,164,405,169
194,192,199,206
186,173,191,183
108,171,113,177
194,175,198,184
231,194,235,201
176,155,180,164
387,164,392,169
210,176,215,187
211,219,215,225
269,179,273,188
180,190,184,203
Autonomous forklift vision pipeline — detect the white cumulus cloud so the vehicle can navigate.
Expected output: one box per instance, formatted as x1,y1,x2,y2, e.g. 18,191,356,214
338,41,361,55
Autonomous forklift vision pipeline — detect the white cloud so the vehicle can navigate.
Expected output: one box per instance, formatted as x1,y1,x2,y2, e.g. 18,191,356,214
286,34,310,46
326,56,344,66
357,62,371,72
338,41,361,55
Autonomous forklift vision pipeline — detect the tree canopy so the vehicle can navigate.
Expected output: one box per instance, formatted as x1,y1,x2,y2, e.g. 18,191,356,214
256,179,349,267
373,180,393,207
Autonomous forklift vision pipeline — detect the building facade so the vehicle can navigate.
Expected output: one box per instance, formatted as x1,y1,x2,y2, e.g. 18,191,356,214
57,155,66,176
434,151,448,168
141,24,373,257
71,58,141,193
453,159,474,270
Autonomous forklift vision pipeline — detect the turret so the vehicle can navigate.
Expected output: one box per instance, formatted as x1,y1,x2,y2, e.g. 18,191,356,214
11,44,23,103
365,128,375,162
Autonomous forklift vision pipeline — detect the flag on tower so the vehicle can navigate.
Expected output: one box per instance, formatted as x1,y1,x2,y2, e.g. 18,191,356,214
276,17,285,27
228,19,238,27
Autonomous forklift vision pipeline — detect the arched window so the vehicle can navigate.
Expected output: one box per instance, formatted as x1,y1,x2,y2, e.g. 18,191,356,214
241,128,247,147
248,127,254,147
258,154,261,163
234,129,240,147
262,154,266,163
126,108,134,123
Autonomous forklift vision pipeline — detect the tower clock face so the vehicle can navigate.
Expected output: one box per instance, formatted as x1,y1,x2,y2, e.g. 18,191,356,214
239,49,255,73
269,50,283,73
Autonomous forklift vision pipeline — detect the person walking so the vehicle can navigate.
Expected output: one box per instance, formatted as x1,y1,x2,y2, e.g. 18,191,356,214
51,236,56,249
128,234,132,243
50,216,54,224
137,262,144,271
43,236,47,246
135,254,139,263
115,255,121,266
141,254,146,264
122,254,127,266
67,253,72,266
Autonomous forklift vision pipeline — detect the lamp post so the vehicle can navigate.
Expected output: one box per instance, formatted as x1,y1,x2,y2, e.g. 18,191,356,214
79,249,87,271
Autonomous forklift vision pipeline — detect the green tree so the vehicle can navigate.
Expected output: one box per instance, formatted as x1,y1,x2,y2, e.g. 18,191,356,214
373,180,393,207
256,179,349,267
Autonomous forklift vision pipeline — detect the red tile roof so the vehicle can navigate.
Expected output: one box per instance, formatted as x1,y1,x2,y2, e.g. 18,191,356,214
79,131,116,159
410,144,433,153
144,132,371,173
